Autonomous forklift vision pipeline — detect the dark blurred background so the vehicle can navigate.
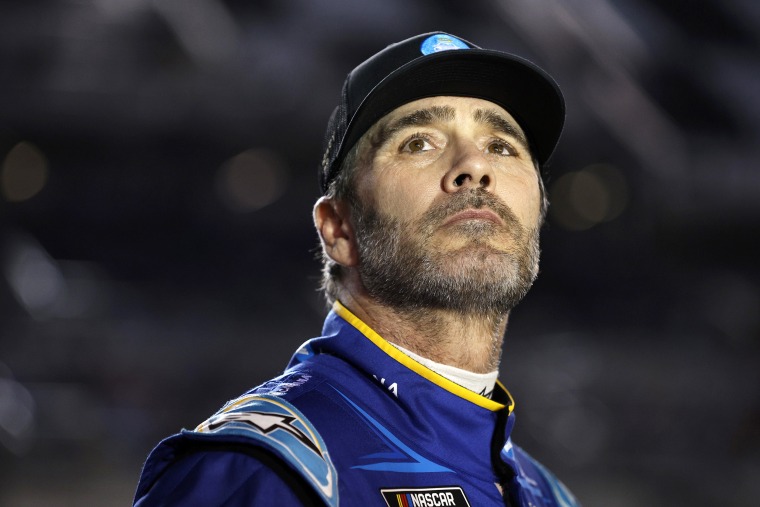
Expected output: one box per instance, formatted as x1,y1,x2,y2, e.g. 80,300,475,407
0,0,758,505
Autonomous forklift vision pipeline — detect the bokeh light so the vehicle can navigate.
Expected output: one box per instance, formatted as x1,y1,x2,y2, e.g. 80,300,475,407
3,238,66,319
549,164,629,230
215,149,289,212
1,142,49,202
0,363,36,456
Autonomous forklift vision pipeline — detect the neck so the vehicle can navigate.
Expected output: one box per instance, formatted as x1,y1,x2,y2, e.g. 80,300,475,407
337,292,509,374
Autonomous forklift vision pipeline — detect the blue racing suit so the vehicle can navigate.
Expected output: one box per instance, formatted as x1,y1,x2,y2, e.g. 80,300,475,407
134,302,579,506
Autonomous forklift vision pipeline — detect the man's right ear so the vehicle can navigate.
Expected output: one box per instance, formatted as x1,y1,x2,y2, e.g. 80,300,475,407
313,197,359,267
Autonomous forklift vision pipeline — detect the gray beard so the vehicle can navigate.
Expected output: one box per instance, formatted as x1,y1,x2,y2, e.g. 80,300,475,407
351,189,540,316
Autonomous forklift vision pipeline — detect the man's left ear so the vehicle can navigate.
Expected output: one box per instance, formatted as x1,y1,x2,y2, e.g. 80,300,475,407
313,196,359,267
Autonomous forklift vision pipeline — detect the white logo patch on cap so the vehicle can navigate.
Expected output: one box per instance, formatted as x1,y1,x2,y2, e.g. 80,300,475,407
420,34,469,55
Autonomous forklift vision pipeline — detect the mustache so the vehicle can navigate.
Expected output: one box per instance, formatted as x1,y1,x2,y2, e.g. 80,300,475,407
421,189,521,230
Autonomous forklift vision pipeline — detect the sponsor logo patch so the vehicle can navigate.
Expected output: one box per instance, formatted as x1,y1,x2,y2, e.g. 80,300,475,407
420,34,469,55
381,487,470,507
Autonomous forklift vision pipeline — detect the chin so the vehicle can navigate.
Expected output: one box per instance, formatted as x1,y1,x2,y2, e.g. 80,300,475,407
435,247,516,277
435,233,515,254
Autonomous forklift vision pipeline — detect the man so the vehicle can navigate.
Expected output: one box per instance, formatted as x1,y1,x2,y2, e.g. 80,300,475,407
134,32,578,506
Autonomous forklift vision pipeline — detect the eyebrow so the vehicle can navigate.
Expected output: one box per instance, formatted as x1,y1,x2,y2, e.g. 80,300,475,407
472,108,529,149
371,105,456,148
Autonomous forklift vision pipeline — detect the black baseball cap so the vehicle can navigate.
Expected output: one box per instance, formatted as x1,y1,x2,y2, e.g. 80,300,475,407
319,31,565,194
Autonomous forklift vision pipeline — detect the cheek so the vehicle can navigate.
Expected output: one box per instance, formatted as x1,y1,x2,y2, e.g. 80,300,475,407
500,174,543,227
375,185,437,222
365,161,441,220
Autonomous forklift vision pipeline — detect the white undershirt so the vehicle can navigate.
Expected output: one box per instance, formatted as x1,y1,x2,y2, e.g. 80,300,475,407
393,343,499,399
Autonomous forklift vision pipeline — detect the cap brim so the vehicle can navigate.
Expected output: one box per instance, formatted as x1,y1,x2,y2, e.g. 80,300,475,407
341,49,565,166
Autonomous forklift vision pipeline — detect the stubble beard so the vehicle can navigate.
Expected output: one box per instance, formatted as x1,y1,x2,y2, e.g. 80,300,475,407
351,189,541,317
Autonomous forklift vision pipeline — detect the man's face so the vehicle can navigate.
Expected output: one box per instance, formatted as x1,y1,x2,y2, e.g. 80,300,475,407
347,96,544,315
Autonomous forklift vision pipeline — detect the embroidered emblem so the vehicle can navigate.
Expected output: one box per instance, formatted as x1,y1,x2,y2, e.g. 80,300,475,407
420,34,469,55
381,486,471,507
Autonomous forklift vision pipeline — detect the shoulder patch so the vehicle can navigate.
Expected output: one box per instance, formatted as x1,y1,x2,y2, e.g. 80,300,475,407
193,394,338,507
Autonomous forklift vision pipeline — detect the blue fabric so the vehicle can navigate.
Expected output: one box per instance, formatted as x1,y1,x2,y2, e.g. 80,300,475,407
133,449,308,506
134,309,579,506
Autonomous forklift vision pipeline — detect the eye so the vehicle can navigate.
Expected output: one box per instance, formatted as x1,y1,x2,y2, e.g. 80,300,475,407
487,140,514,156
401,135,434,153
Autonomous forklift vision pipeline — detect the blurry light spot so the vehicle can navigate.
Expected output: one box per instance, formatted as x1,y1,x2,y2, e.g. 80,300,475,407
152,0,240,66
1,142,49,202
216,149,288,212
4,239,66,318
550,164,629,231
0,370,36,455
571,171,609,222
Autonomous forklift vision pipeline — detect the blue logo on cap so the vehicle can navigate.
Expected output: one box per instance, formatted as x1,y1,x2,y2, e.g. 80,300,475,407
420,34,469,55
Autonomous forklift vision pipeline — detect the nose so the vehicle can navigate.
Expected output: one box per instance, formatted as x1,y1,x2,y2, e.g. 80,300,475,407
442,143,495,193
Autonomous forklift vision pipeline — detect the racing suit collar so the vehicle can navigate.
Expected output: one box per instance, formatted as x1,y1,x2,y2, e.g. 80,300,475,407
329,300,515,412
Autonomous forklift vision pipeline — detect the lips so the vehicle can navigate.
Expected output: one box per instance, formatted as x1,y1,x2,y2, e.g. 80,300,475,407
442,208,504,227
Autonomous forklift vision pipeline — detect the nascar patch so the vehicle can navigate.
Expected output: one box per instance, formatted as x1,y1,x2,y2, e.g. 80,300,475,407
381,486,470,507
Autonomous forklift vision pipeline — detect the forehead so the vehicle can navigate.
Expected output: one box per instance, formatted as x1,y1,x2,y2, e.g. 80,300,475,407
368,95,528,138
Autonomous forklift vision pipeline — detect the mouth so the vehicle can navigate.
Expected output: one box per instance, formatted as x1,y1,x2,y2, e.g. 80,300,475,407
442,208,504,227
